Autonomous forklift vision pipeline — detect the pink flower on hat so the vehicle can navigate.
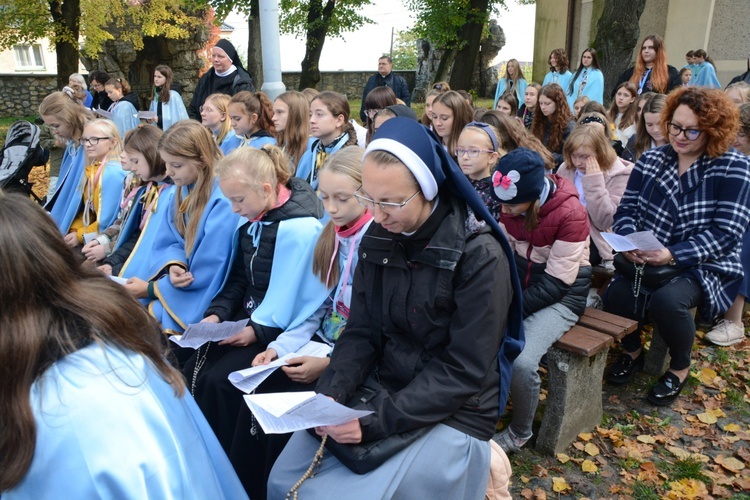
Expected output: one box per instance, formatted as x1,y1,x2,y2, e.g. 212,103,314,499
492,170,520,201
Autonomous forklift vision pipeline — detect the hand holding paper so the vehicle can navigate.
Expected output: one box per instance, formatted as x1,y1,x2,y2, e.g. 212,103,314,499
169,319,250,349
243,392,373,434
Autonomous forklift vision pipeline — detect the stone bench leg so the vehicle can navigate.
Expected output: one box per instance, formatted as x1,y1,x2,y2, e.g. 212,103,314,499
535,346,608,455
644,326,670,375
644,308,695,376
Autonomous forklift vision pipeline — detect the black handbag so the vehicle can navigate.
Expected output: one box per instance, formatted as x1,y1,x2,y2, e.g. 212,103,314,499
613,252,681,294
612,157,682,295
307,265,433,474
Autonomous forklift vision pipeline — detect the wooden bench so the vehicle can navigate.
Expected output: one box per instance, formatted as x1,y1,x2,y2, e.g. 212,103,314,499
535,307,638,455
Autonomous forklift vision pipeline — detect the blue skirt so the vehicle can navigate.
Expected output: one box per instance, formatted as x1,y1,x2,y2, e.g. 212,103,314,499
268,424,490,499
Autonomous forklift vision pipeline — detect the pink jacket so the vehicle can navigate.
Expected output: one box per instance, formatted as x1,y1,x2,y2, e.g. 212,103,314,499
557,157,633,261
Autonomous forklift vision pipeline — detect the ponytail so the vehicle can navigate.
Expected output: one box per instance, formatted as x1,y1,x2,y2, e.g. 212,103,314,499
256,92,276,134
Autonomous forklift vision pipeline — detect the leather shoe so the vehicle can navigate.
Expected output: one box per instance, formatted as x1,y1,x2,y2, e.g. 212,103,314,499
605,351,645,385
647,371,688,406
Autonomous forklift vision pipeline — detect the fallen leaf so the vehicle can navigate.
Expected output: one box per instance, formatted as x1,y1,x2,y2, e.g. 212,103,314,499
697,412,717,424
667,446,691,460
584,442,600,456
519,488,533,499
737,447,750,462
556,453,570,464
531,464,547,477
715,455,745,472
723,423,741,432
665,478,709,499
637,435,656,444
573,442,585,451
581,459,598,473
578,432,593,441
699,367,718,385
551,477,570,493
532,488,546,500
520,475,529,484
683,426,706,437
711,484,733,498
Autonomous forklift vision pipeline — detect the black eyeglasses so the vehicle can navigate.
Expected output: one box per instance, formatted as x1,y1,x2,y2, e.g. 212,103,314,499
80,137,112,146
667,122,702,141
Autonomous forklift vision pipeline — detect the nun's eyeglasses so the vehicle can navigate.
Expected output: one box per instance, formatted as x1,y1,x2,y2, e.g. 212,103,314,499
354,188,421,213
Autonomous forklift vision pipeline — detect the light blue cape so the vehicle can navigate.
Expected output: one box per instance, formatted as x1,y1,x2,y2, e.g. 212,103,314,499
3,342,247,499
149,90,189,131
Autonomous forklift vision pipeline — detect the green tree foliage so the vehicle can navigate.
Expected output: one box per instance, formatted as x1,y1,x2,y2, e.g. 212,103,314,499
391,30,418,70
0,0,205,87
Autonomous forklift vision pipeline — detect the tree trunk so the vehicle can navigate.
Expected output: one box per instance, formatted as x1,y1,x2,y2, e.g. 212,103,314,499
448,0,489,92
247,0,264,87
49,0,80,89
592,0,647,104
298,0,335,90
434,48,456,84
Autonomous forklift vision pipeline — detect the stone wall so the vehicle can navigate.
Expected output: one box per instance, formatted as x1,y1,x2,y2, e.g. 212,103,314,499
0,75,58,117
0,71,418,118
280,71,416,101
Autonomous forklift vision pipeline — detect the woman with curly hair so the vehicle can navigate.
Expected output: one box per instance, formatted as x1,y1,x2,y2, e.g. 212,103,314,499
613,35,680,97
542,49,573,95
531,83,575,167
604,87,750,406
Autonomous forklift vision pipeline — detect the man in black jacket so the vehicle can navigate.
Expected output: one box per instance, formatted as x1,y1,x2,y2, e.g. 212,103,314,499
359,56,411,122
188,39,255,120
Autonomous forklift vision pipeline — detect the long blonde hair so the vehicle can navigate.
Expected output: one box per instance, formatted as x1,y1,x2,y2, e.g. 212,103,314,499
83,119,123,163
275,91,310,170
38,91,93,143
312,146,366,287
204,93,233,145
158,121,222,256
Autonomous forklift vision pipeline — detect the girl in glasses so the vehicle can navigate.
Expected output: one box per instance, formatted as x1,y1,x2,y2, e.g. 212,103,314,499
604,87,750,405
61,119,127,248
456,122,503,222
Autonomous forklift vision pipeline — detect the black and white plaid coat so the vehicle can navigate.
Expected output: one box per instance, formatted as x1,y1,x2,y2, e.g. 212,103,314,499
613,145,750,319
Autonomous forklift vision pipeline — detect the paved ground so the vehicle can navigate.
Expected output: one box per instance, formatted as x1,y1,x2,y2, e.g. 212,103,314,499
500,325,750,499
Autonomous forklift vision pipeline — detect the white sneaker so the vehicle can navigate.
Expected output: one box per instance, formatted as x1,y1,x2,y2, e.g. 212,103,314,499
705,319,745,346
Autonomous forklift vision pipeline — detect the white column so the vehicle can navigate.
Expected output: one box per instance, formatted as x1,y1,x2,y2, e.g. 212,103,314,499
259,0,286,101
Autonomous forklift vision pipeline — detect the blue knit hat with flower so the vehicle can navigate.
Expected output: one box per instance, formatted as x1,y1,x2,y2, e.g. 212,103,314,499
491,147,546,204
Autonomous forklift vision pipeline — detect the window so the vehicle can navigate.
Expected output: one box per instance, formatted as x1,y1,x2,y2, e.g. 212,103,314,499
13,44,45,69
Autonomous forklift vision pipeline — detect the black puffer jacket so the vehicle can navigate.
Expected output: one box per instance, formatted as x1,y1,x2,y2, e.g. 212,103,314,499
204,177,323,345
316,193,513,442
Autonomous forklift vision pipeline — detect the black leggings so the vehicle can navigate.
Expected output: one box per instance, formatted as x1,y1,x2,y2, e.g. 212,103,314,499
604,275,703,370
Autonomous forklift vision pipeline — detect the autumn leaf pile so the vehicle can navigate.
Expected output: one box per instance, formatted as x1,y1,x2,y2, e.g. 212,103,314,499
508,323,750,499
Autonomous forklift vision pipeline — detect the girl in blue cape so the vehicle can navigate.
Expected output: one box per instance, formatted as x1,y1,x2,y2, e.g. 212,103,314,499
229,146,373,498
183,144,330,454
96,125,172,277
40,92,91,229
268,117,525,500
223,91,277,153
296,91,359,189
123,121,238,334
104,78,139,138
201,93,239,155
0,192,247,499
149,65,189,131
567,48,604,110
58,119,127,248
689,49,721,89
543,48,573,95
493,58,528,110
